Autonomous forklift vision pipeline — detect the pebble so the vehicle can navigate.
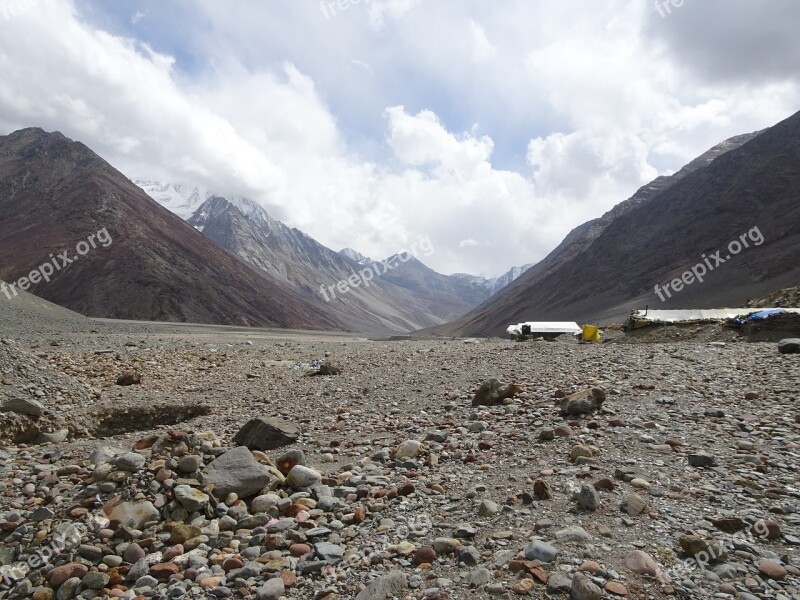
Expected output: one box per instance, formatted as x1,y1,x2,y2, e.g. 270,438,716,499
524,540,558,563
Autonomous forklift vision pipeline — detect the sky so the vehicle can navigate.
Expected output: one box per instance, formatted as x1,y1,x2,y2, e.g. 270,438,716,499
1,0,799,277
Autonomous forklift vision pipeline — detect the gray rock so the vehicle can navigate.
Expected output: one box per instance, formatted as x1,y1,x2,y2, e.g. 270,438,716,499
524,540,558,563
547,572,572,593
90,445,123,466
177,454,203,473
576,484,600,511
133,574,159,589
458,545,481,566
30,507,55,521
82,571,110,589
620,493,648,516
688,452,717,468
478,499,500,517
173,485,209,512
555,525,591,542
56,577,81,600
205,446,273,498
114,452,146,472
395,440,422,459
469,567,492,586
355,571,408,600
250,493,281,514
256,578,285,600
0,396,44,417
778,338,800,354
286,465,322,489
571,573,603,600
232,418,300,451
315,541,345,562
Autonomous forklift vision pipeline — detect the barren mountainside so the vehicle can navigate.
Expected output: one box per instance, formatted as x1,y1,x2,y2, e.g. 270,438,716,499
0,128,345,330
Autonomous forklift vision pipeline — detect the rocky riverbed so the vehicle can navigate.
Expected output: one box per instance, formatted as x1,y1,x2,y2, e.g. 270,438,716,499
0,324,798,599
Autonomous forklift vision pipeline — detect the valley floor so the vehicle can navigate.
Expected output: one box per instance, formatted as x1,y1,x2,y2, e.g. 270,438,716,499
0,319,798,599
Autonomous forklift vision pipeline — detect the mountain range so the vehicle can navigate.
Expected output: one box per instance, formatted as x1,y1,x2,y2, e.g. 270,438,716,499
0,135,527,334
2,108,799,338
134,182,532,332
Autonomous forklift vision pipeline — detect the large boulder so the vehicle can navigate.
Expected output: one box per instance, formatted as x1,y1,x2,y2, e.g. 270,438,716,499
232,418,300,451
204,446,273,498
0,396,44,417
778,338,800,354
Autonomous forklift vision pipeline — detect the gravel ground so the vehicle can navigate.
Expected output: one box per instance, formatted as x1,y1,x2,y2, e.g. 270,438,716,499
0,320,798,600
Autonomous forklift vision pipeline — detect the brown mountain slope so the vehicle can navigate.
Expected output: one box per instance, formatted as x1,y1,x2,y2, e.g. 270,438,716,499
0,128,345,330
430,112,800,336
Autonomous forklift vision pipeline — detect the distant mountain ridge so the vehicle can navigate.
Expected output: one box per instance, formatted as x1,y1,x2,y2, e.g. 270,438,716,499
138,182,532,332
177,191,493,332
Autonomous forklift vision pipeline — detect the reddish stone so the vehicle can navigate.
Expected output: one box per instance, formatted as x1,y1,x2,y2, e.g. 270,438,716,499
162,544,184,561
280,568,297,587
397,482,416,496
49,563,88,586
289,543,312,557
222,556,243,572
150,562,180,579
412,546,436,566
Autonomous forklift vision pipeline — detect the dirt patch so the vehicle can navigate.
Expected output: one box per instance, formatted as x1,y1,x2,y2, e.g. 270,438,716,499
91,403,213,437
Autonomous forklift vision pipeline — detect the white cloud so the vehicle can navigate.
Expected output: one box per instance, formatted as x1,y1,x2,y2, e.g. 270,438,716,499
0,0,798,277
468,20,497,63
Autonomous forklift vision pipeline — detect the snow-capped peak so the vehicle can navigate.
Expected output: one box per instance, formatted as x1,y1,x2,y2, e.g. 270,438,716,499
339,248,373,265
135,180,215,220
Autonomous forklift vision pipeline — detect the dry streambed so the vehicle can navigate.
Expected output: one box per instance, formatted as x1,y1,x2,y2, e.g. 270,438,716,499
0,332,798,599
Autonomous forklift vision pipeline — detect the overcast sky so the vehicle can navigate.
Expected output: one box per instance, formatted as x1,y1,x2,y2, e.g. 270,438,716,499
1,0,799,276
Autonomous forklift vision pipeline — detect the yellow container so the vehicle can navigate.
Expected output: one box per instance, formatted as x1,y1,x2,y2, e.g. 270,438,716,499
581,324,601,342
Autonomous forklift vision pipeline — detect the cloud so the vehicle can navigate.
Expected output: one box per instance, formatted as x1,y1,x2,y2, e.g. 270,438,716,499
468,20,497,63
643,0,800,84
0,0,798,278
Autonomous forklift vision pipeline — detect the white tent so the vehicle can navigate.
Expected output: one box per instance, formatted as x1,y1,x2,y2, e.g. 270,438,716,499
506,322,582,336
